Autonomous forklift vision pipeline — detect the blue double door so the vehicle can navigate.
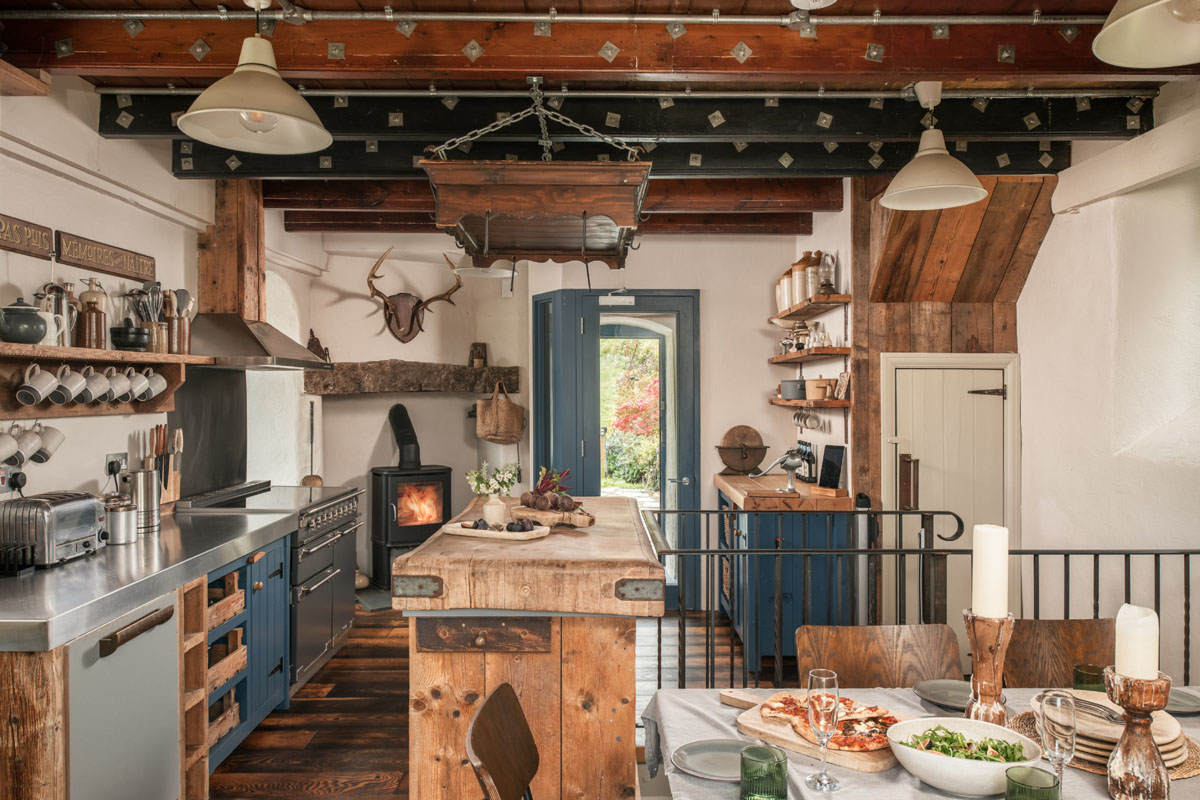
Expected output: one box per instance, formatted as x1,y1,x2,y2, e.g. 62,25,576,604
533,289,700,608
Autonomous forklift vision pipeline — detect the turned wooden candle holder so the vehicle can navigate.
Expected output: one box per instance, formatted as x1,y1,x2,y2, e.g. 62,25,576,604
963,610,1014,726
1104,666,1171,800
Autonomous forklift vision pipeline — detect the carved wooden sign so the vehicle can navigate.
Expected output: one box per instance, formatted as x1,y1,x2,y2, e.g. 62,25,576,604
0,214,53,260
55,231,156,280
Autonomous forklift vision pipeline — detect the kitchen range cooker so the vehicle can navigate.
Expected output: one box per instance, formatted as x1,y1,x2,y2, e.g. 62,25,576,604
177,481,362,692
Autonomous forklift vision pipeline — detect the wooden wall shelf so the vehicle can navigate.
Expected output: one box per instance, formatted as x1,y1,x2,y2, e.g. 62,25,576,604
769,397,851,409
0,343,205,420
304,359,519,396
769,294,851,324
768,347,852,365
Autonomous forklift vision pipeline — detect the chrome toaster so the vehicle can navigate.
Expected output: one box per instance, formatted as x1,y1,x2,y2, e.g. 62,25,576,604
0,491,106,569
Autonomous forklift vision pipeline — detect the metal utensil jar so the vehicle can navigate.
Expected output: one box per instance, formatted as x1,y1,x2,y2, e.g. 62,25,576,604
119,469,161,534
107,505,139,544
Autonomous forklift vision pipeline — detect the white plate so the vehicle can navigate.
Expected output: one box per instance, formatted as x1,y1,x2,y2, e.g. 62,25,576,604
670,739,749,782
1168,687,1200,716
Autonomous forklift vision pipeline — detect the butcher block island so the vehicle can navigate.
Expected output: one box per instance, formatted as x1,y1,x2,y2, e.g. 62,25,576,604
392,495,665,799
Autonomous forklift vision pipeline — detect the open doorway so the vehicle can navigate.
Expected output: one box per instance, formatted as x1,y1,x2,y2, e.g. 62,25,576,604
599,315,676,513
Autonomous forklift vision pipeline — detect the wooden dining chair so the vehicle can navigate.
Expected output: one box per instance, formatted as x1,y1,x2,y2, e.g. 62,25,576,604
795,624,964,688
466,682,539,800
1005,618,1116,688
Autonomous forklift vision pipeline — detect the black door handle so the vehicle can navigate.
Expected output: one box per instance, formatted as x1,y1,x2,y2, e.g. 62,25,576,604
269,660,283,677
268,566,283,579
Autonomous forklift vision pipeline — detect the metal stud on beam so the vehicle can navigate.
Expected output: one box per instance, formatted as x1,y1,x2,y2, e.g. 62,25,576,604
666,21,686,39
731,41,753,63
461,40,483,62
396,20,416,37
327,42,345,60
598,41,620,63
123,18,144,38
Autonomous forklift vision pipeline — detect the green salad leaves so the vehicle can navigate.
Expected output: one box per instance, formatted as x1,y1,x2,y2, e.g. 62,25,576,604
900,725,1026,763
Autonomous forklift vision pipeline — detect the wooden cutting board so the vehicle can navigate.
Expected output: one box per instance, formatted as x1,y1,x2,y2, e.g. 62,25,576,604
510,505,596,528
1029,690,1182,746
719,689,901,774
440,522,551,541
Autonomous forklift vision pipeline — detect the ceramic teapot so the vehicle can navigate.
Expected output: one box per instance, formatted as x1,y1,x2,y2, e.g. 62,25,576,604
0,297,49,344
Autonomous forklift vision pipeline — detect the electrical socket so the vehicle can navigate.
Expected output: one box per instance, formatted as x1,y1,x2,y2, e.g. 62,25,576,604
106,452,128,476
0,466,8,489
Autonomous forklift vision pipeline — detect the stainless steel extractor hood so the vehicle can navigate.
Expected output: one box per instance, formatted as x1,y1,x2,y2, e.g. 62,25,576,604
190,313,333,371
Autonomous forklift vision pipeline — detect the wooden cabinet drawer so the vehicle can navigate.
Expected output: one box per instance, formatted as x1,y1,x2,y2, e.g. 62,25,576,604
415,617,552,653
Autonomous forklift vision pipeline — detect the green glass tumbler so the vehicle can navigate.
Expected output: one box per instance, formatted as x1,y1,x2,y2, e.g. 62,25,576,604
1005,766,1059,800
1073,663,1106,692
741,744,788,800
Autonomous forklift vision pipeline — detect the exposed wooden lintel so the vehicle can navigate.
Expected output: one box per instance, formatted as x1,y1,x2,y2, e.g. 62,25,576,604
284,210,814,235
0,60,49,96
264,177,845,214
3,20,1196,84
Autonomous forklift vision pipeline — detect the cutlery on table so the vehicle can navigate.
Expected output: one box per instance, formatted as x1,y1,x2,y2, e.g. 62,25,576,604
1036,692,1124,724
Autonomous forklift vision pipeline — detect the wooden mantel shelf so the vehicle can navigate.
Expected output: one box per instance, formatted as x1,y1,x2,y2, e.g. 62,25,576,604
304,359,519,396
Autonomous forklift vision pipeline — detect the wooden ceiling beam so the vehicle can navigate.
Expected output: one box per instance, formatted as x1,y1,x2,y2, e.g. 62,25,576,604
263,177,845,213
283,210,814,235
3,19,1196,84
0,61,49,97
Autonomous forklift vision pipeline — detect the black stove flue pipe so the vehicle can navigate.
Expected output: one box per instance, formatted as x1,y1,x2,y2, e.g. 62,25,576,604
388,404,422,470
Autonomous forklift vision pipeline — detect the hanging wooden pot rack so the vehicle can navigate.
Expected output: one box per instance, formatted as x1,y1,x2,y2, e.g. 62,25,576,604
421,80,652,271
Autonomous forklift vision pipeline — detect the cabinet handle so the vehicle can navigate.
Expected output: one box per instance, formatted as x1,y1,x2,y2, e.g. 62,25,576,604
268,566,283,579
249,550,266,564
296,568,341,599
474,633,487,647
269,660,283,677
254,581,264,591
99,605,175,658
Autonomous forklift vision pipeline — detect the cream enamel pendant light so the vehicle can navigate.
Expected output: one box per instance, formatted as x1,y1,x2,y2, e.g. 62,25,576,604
881,81,988,211
1092,0,1200,68
176,1,331,154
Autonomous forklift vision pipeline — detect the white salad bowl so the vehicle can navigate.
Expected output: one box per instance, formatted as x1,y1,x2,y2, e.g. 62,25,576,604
887,717,1043,797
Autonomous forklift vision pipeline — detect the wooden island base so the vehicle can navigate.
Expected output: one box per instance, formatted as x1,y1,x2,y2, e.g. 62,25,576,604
395,496,664,799
409,614,638,799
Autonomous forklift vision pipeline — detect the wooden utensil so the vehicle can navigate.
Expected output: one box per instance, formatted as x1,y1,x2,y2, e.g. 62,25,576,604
718,688,902,773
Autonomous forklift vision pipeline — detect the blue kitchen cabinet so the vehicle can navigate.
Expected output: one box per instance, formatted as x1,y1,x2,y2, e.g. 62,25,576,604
718,492,854,673
208,535,291,771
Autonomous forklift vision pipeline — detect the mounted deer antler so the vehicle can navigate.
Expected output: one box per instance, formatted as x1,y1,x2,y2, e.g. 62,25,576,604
366,248,464,343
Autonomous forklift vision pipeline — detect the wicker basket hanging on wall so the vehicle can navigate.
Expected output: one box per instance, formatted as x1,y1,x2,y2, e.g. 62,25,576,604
477,381,526,445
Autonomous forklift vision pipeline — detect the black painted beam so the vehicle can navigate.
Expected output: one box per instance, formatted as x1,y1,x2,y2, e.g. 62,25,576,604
102,93,1150,144
172,137,1069,179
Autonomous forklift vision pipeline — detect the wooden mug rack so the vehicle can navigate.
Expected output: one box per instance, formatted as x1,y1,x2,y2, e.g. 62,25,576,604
0,342,213,419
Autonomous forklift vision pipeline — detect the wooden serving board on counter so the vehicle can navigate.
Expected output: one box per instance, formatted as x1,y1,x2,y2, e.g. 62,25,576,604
719,689,901,773
510,505,596,528
440,522,551,541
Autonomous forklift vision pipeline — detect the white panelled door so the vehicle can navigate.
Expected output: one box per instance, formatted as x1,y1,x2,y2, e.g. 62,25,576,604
885,361,1015,671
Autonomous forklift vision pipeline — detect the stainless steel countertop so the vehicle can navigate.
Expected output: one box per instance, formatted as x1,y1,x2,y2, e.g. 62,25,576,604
0,512,297,652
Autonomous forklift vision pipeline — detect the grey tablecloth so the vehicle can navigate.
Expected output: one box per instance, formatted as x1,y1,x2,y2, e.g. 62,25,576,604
641,687,1200,799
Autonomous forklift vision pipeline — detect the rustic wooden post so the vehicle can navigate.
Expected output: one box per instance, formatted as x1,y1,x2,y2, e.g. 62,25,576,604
197,180,266,322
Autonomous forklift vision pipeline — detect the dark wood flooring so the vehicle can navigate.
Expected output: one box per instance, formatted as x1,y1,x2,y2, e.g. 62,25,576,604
210,606,758,798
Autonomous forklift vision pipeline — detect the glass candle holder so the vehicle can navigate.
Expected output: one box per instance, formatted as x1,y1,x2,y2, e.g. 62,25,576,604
741,744,787,800
1005,766,1059,800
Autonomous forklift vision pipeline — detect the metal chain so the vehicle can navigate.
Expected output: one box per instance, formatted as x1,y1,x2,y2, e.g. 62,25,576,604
427,86,641,162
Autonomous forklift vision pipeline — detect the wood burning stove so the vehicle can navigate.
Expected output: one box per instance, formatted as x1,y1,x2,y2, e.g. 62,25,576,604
369,405,452,589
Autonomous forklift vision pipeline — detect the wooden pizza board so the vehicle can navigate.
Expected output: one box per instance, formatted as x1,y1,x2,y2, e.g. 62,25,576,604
719,689,900,774
440,522,551,541
511,505,596,528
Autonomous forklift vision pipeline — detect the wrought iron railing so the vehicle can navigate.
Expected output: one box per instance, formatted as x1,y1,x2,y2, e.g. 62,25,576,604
640,508,1199,691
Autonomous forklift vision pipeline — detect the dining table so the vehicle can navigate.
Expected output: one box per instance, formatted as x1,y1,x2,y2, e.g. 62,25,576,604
641,686,1200,799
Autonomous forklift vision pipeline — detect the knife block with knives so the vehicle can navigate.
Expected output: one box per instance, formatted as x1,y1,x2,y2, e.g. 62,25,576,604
143,424,183,514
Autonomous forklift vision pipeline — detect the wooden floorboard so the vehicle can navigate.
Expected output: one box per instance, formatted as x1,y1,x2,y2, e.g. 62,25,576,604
211,606,767,797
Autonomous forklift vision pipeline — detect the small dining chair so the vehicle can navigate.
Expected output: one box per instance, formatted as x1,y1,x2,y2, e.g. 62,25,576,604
466,682,539,800
795,624,964,688
1005,617,1116,688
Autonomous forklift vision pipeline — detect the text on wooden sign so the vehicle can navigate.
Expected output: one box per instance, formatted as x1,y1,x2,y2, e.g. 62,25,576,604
55,231,156,280
0,214,53,260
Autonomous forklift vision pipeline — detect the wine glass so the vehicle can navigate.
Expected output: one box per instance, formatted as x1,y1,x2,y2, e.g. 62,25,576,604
805,668,841,792
1039,690,1077,798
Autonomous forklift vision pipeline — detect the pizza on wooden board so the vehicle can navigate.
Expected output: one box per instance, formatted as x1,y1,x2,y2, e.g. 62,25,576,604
759,691,900,752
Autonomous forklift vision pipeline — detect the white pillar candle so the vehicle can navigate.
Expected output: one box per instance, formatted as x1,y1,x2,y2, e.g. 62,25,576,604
971,524,1009,619
1115,603,1160,680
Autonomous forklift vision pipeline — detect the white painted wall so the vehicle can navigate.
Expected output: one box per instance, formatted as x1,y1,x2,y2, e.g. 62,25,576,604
1020,166,1200,679
0,77,213,496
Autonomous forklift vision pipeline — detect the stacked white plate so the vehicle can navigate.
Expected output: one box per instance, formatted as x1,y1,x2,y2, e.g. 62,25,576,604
1030,690,1188,768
